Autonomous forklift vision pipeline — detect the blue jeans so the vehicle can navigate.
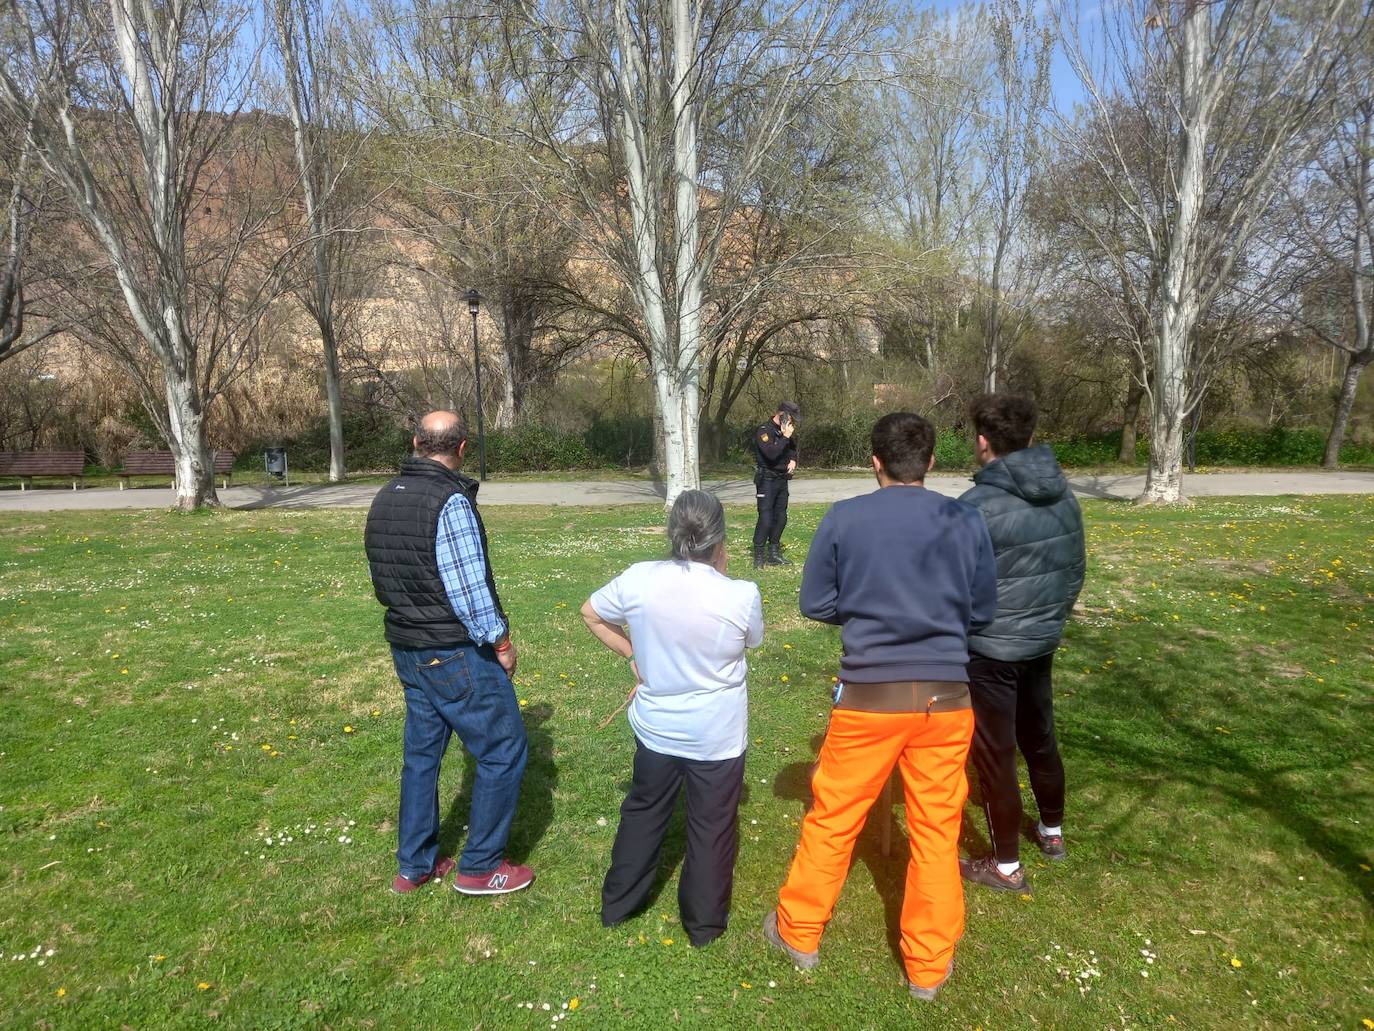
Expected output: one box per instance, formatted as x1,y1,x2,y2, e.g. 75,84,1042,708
391,642,528,879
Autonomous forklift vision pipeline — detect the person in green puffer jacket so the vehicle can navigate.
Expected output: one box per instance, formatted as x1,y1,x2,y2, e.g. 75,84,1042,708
957,394,1085,896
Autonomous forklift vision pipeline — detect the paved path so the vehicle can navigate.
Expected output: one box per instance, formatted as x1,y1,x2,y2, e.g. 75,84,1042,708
1,470,1372,512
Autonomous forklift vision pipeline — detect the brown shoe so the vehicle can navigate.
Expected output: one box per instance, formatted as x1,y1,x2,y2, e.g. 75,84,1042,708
959,855,1031,894
391,856,455,894
762,909,819,970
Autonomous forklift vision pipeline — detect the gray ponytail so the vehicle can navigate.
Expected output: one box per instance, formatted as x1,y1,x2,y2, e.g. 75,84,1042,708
667,489,726,563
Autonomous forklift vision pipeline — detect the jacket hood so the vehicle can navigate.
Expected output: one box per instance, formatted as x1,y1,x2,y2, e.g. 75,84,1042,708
973,444,1068,503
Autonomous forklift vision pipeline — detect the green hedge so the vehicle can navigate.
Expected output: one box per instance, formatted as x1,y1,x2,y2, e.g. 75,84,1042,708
237,414,1374,475
1048,427,1374,468
799,413,972,469
485,424,590,472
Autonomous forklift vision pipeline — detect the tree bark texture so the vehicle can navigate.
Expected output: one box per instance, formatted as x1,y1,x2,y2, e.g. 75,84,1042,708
1141,3,1210,504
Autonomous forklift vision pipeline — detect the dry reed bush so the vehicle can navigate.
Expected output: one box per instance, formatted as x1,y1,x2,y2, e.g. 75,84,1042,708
211,363,326,452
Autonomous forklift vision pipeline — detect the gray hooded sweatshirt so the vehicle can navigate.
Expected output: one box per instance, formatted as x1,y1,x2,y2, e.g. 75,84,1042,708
958,444,1086,662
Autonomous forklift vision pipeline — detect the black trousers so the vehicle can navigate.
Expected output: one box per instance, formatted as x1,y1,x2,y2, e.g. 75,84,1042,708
601,740,745,946
752,473,789,551
967,651,1065,864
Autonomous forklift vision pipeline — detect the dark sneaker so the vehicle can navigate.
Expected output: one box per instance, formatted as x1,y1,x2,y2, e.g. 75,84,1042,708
391,856,455,894
453,859,535,896
1033,827,1067,861
762,909,819,970
909,959,954,1002
959,855,1031,894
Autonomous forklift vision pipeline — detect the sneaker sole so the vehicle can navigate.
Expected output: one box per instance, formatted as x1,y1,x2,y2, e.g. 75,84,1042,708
453,879,534,896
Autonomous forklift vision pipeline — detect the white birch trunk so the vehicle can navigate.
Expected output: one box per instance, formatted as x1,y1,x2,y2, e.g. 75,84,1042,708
164,367,216,509
668,0,703,505
1141,3,1210,505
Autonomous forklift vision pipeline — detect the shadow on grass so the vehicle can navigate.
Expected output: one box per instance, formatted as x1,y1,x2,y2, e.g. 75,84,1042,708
438,702,557,867
1065,623,1374,912
601,771,753,922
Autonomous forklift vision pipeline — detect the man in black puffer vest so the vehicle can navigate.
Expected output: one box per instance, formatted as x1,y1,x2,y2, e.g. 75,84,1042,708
365,411,534,898
957,394,1085,895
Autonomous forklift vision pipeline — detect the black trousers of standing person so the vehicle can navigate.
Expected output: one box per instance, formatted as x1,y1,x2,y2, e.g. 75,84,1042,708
601,740,746,947
752,472,789,553
967,651,1066,865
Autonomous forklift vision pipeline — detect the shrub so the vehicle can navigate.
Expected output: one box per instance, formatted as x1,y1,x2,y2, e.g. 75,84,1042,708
235,414,410,473
933,430,974,470
800,412,874,468
485,424,590,472
585,416,655,467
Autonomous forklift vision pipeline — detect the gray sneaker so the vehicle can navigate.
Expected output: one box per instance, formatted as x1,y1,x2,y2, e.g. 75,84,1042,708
1033,827,1067,861
959,855,1031,894
762,909,819,970
909,959,954,1002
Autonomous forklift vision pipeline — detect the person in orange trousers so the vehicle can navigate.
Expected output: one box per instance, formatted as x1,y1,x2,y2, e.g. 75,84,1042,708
764,413,998,1002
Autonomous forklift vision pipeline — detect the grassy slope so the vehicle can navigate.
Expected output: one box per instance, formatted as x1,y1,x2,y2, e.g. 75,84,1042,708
0,498,1371,1029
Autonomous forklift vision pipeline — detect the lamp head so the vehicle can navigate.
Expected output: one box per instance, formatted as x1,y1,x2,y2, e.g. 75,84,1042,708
465,288,481,315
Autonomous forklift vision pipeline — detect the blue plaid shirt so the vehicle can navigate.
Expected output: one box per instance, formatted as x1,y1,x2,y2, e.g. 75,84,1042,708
435,493,507,645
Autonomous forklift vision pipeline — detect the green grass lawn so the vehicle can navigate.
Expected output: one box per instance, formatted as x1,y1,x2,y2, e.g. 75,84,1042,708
1,498,1371,1029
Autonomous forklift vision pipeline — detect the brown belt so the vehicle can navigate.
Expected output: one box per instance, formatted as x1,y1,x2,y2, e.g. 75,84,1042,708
833,680,971,714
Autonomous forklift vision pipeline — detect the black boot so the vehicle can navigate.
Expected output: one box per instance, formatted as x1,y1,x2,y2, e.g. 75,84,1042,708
765,543,792,566
753,545,766,570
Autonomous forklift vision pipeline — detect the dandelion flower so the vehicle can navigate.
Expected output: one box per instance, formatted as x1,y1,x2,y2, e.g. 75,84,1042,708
343,725,354,734
569,998,580,1011
56,988,66,998
197,981,212,990
1229,957,1242,968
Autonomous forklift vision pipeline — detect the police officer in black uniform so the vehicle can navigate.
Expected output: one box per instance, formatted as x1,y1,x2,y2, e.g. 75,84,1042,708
752,400,800,568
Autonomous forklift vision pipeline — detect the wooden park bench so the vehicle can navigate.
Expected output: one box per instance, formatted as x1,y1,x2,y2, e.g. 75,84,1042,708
118,450,235,490
0,451,86,490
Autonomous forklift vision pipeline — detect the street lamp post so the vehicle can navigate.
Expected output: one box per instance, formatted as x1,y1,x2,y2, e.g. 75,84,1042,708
465,288,487,481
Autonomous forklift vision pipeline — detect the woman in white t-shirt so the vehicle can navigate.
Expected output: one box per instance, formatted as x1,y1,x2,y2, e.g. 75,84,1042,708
581,489,764,947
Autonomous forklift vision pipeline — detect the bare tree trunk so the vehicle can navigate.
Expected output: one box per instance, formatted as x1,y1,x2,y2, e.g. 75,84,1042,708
322,319,345,481
984,308,1000,392
1140,5,1209,505
164,371,216,510
276,0,347,482
496,299,533,430
984,248,1005,392
667,0,703,505
1324,353,1370,466
1119,367,1145,463
1325,109,1372,467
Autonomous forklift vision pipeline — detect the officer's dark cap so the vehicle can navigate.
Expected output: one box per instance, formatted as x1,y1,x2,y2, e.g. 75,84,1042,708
779,400,800,418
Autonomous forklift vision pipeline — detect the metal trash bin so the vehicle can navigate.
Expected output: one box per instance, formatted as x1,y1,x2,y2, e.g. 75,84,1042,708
264,447,289,486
